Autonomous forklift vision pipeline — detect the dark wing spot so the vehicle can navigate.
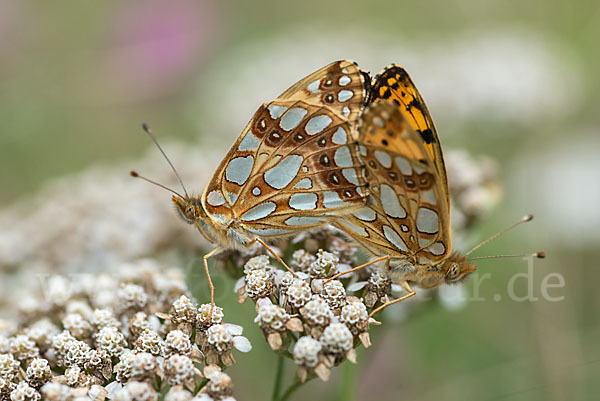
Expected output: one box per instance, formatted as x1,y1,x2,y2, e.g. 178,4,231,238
420,129,434,144
328,172,341,185
256,118,268,133
407,99,421,111
404,178,416,189
381,139,389,146
267,131,284,145
323,94,335,104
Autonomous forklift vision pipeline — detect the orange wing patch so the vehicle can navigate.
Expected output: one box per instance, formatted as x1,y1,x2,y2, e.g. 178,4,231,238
369,65,449,207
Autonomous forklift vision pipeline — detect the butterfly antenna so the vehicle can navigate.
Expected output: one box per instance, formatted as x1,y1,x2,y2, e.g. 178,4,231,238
468,252,546,261
465,214,534,256
141,123,190,199
129,171,184,199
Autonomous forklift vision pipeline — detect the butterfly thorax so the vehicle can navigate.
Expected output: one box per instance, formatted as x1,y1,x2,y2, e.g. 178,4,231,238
387,251,476,289
172,195,251,249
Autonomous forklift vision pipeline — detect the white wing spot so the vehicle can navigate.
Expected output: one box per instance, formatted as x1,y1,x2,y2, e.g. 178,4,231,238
413,165,426,174
237,131,259,151
289,193,318,210
225,156,254,185
416,207,439,234
383,225,409,252
305,115,333,135
323,191,346,208
252,187,261,196
375,150,392,168
240,202,277,222
380,184,407,218
263,155,303,189
427,242,446,256
293,178,312,189
353,207,376,222
332,126,347,145
401,224,409,232
342,168,359,185
373,116,384,128
285,216,323,226
279,107,308,131
246,227,292,236
207,190,225,207
338,90,354,102
302,166,308,172
342,106,350,117
395,156,412,175
339,75,351,86
421,189,436,205
334,146,353,167
307,80,321,94
419,237,431,247
226,191,237,204
338,220,368,237
267,104,288,119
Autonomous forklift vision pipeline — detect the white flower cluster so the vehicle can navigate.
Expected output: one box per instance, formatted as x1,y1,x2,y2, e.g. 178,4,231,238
239,251,374,382
0,259,244,400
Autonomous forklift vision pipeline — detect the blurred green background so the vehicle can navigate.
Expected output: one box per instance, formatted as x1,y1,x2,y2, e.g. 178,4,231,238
1,0,599,400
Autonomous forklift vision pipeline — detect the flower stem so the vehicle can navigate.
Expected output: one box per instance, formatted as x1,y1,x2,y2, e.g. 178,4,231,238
279,379,304,401
272,355,285,401
337,361,357,401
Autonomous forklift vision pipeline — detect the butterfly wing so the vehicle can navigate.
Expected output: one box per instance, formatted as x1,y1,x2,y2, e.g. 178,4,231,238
202,99,368,238
369,65,449,209
333,100,451,265
278,60,370,130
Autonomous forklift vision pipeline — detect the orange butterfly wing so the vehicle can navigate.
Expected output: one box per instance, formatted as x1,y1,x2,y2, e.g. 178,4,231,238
369,65,449,209
334,100,451,265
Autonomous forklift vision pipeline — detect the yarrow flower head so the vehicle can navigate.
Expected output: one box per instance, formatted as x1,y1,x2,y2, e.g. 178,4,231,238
308,250,339,278
199,324,251,367
197,304,224,331
293,336,321,369
0,259,243,398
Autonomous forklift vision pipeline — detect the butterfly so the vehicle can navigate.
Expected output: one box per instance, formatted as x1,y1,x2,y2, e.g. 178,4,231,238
328,65,542,316
134,60,372,310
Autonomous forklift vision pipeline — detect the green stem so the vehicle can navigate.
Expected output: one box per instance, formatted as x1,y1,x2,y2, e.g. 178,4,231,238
337,361,357,401
272,355,285,401
279,379,304,401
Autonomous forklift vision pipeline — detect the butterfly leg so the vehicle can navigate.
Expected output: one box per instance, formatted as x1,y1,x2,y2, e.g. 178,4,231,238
203,246,222,315
323,255,391,284
247,237,299,278
368,282,416,318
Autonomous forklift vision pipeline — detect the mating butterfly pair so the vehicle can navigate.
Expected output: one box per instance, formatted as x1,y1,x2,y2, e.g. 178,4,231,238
135,60,538,315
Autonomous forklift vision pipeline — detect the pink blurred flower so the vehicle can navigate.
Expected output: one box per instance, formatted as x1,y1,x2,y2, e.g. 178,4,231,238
102,0,219,102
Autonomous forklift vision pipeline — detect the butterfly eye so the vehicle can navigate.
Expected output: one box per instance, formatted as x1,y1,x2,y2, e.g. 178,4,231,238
186,205,196,218
446,263,460,280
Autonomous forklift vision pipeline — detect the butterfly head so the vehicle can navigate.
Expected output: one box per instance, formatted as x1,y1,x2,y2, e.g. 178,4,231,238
172,195,216,244
440,252,477,284
416,252,476,289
